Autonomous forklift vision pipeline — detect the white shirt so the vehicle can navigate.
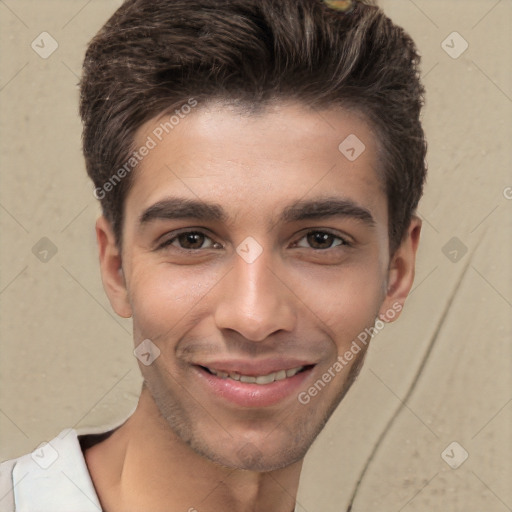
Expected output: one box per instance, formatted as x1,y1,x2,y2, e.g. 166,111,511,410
0,427,105,512
1,424,304,512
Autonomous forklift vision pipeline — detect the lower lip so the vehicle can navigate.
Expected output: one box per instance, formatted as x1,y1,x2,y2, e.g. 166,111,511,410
195,366,314,408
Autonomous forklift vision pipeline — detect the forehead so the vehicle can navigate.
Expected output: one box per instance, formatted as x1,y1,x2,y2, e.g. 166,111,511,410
125,101,386,226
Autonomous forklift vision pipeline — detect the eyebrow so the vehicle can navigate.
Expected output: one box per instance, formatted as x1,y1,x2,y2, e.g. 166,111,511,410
139,196,375,228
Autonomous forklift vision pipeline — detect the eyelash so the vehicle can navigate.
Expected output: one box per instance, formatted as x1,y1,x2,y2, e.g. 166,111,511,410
157,229,350,252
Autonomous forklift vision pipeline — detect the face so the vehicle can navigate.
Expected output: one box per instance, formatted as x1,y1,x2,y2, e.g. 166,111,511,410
97,101,420,472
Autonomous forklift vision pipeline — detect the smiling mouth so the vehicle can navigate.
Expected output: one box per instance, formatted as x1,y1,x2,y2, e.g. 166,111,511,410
200,365,311,385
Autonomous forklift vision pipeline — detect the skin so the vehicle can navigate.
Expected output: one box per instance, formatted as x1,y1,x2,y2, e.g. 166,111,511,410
85,101,421,512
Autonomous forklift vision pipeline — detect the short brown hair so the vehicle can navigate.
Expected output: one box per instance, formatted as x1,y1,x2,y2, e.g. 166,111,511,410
80,0,426,253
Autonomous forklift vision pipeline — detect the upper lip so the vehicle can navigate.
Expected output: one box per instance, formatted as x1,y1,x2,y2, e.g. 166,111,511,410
196,358,315,376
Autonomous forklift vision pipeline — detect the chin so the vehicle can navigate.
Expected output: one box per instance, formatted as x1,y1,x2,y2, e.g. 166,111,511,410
189,436,308,472
179,411,324,472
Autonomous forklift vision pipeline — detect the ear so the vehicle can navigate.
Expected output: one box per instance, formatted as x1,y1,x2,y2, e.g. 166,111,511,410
96,216,132,318
378,216,422,323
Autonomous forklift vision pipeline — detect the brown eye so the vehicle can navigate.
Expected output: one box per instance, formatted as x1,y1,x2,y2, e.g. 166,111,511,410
177,232,206,249
159,231,220,251
296,231,346,250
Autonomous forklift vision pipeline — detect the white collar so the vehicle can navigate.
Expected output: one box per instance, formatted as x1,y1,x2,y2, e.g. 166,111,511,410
13,428,102,511
10,421,304,512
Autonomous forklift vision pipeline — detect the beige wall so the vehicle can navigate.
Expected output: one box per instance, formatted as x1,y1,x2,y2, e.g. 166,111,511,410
1,1,510,510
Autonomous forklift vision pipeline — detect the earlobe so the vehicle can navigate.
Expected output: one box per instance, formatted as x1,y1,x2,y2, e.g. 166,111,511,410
378,216,422,323
96,216,132,318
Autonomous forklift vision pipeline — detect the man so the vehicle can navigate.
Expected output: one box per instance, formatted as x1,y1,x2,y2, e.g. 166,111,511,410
0,0,426,510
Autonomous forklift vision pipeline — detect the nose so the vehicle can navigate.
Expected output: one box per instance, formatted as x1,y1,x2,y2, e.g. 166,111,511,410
214,249,297,342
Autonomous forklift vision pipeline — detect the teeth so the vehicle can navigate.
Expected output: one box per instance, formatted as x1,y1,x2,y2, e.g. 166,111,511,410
286,367,301,378
255,374,275,385
207,366,304,385
275,370,287,381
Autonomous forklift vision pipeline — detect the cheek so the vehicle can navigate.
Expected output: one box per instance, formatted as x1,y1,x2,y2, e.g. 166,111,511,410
127,261,225,340
126,249,387,348
296,260,385,348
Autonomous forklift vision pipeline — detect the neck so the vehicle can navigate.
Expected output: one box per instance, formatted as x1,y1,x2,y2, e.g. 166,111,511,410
85,386,302,512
